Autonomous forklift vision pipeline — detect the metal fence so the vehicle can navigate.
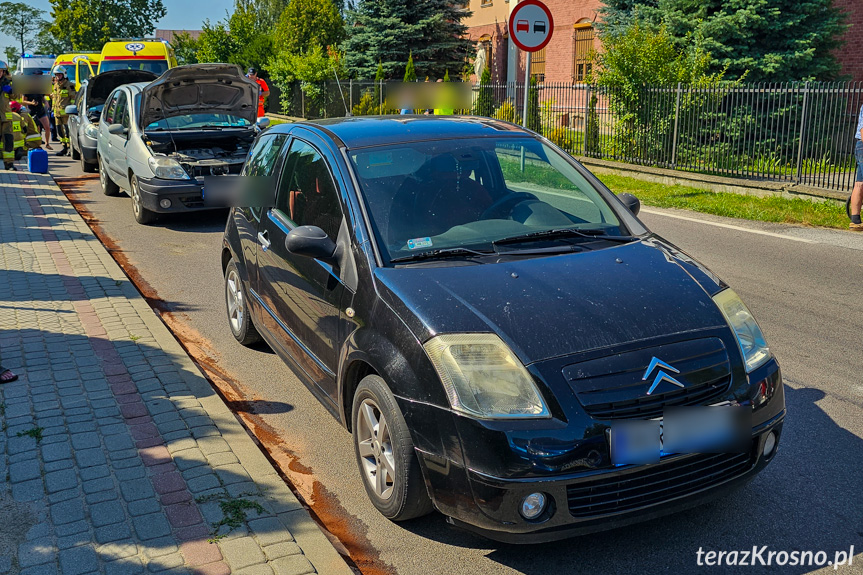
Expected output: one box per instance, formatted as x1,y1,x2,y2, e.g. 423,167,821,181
280,80,863,193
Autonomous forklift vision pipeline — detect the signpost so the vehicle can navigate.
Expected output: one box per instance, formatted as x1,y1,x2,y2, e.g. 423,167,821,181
508,0,554,128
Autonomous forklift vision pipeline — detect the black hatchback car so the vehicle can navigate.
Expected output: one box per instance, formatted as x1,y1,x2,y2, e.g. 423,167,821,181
221,116,785,542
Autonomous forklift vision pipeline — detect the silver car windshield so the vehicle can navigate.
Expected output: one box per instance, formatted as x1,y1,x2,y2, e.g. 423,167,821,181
144,114,251,130
348,137,625,262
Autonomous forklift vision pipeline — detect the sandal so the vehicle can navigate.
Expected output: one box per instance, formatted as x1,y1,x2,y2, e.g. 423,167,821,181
0,368,18,384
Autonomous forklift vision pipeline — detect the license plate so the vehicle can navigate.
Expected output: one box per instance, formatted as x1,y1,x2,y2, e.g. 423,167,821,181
610,404,747,466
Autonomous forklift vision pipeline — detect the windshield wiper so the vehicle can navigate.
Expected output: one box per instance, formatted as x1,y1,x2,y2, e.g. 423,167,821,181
390,247,494,263
493,228,639,247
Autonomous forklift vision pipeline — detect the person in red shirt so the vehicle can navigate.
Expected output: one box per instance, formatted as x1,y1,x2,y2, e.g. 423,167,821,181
247,68,270,118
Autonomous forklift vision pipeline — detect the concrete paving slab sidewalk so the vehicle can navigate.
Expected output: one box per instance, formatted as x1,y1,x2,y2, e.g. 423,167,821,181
0,168,354,575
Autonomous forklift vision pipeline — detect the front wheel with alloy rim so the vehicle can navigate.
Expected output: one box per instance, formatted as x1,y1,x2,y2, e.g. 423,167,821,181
352,375,433,521
224,259,261,346
98,156,120,196
130,175,158,225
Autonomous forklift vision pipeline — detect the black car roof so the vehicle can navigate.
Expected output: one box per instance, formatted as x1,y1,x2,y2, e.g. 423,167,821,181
269,115,534,149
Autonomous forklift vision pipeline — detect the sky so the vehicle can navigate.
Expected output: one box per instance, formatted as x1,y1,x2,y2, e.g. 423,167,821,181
2,0,234,57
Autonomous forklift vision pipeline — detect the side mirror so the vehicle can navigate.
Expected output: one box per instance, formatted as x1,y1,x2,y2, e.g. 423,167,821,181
65,105,78,115
256,117,270,129
285,225,337,265
617,192,640,216
107,124,127,135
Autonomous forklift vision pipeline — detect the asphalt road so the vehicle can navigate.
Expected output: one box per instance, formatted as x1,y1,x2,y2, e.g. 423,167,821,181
49,156,863,575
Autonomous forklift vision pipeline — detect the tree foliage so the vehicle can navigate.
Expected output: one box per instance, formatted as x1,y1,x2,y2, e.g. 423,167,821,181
0,2,47,55
196,4,273,70
235,0,289,30
172,32,199,66
269,45,346,116
600,0,848,82
48,0,166,51
342,0,473,80
273,0,344,55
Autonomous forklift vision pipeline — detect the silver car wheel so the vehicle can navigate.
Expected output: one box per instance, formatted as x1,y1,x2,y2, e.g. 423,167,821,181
356,398,395,500
226,268,244,333
131,178,141,217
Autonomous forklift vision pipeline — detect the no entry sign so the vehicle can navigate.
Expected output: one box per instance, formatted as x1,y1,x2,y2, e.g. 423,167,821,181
509,0,554,53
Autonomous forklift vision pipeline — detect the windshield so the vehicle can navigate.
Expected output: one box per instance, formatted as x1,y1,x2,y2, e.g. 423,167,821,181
349,137,627,263
144,113,251,130
100,59,168,75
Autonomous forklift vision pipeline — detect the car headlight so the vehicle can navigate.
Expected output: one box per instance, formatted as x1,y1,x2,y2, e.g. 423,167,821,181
713,289,771,372
423,333,550,419
84,124,99,139
148,155,189,180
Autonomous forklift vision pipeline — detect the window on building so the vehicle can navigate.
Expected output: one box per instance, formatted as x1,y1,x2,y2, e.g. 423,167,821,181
530,47,546,83
573,23,595,83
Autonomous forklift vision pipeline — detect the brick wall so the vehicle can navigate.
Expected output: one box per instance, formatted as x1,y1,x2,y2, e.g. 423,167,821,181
834,0,863,82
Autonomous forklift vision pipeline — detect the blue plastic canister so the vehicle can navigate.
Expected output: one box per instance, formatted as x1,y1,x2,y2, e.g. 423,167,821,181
28,148,48,174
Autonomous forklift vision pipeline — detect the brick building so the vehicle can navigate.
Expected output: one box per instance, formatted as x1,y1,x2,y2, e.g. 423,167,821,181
834,0,863,82
463,0,863,84
463,0,603,84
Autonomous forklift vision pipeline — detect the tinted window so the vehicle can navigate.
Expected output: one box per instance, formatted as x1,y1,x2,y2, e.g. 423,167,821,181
244,133,288,177
275,140,342,238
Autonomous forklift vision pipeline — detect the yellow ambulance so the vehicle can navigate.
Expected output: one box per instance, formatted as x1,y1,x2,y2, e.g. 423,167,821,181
97,39,177,75
52,53,101,90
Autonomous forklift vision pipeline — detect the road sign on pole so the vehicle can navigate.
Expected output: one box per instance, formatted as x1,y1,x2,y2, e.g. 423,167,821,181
508,0,554,129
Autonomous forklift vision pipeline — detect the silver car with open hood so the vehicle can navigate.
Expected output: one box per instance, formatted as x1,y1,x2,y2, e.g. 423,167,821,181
95,63,269,224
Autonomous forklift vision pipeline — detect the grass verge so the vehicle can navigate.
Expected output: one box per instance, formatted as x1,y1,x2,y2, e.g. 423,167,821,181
599,173,850,230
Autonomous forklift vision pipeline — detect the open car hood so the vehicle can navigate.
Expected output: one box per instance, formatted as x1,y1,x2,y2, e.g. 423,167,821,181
86,70,159,108
139,63,258,128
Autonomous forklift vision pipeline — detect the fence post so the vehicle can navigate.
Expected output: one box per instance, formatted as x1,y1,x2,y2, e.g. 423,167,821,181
795,82,810,183
584,83,591,156
349,79,353,112
671,82,683,168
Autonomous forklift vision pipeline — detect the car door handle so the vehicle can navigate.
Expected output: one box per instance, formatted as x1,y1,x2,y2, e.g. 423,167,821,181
258,231,271,251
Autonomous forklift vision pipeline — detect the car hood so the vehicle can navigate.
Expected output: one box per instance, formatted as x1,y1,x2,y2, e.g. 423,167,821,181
87,70,159,107
374,237,729,365
139,63,258,128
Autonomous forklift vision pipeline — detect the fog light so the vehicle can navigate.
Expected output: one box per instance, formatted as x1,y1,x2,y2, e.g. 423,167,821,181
159,199,172,209
520,492,547,520
763,431,777,457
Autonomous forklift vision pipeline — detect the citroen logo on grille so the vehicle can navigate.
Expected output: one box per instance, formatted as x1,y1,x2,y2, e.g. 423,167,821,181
642,357,685,395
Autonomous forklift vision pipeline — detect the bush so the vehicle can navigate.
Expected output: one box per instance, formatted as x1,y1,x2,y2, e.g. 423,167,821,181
352,90,379,116
492,100,521,124
543,127,575,151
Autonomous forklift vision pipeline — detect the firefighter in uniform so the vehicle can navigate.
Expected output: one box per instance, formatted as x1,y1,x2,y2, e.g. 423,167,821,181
0,60,15,170
10,102,24,160
20,106,43,150
51,65,76,156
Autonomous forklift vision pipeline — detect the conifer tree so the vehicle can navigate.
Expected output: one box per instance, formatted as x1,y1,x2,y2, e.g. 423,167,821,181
343,0,473,79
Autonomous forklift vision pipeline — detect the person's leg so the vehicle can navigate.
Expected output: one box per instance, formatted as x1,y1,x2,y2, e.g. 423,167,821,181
852,142,863,231
2,126,14,170
56,116,69,155
37,114,53,150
